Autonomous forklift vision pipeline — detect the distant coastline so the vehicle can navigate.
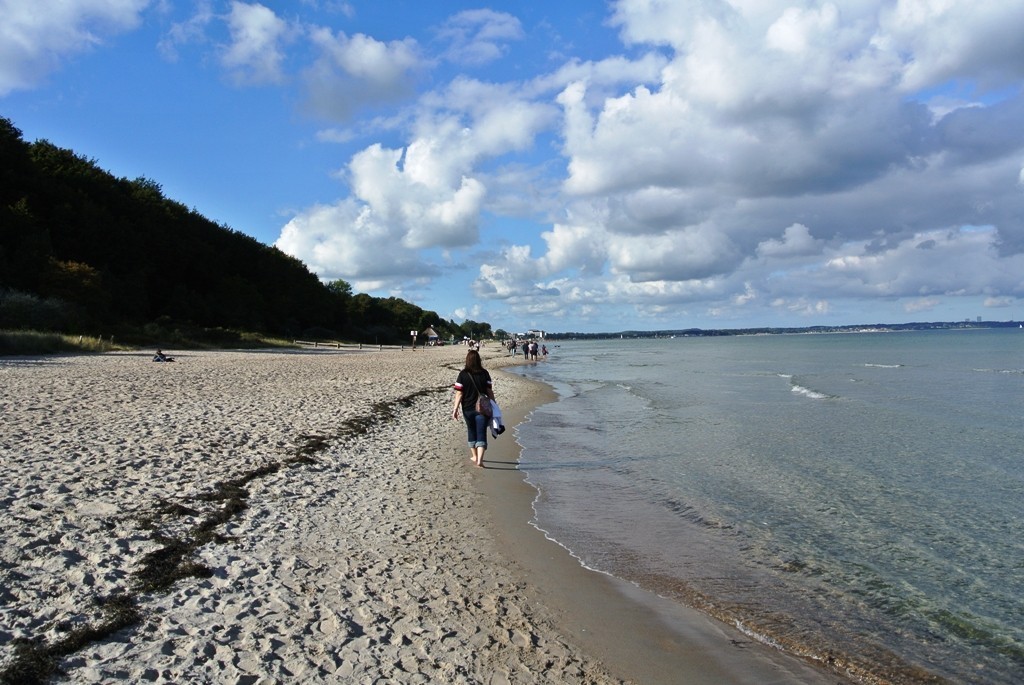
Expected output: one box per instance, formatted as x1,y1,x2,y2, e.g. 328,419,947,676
546,319,1023,340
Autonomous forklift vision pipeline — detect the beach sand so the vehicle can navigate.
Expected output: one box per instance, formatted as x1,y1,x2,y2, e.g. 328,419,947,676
1,345,847,684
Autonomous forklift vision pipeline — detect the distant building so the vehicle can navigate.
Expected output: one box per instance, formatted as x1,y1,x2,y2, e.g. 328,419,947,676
527,329,546,339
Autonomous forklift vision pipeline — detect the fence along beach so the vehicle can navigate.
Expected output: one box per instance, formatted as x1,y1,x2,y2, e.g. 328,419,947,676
1,345,846,684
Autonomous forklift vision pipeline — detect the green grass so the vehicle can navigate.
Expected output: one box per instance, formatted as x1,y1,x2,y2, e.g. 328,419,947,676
0,330,127,356
0,328,299,356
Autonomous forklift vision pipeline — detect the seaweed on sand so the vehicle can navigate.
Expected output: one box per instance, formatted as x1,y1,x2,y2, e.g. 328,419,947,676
1,595,139,685
0,384,450,683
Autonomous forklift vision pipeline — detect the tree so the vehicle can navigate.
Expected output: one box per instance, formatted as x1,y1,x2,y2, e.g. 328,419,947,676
327,279,353,298
0,115,498,341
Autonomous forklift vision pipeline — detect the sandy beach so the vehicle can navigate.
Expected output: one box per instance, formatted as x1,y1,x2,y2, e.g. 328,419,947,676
1,345,846,684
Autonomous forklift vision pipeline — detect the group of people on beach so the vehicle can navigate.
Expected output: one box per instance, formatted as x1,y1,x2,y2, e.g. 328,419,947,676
507,339,547,360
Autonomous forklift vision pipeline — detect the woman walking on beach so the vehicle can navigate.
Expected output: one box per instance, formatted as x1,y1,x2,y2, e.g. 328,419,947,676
452,349,494,467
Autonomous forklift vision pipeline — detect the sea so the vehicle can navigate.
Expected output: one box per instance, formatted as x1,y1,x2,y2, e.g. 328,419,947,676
506,329,1023,685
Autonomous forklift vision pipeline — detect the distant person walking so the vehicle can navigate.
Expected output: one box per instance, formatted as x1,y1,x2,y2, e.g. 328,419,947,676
451,349,495,467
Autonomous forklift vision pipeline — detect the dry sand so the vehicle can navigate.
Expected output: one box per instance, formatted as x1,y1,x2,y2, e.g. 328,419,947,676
0,345,847,684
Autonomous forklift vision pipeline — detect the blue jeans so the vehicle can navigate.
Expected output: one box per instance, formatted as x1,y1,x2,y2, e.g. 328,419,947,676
463,409,488,448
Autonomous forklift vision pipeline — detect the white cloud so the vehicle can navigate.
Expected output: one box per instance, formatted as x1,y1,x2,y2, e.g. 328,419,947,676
539,222,607,275
350,131,489,248
220,1,293,85
303,26,421,120
818,226,1024,299
466,1,1024,323
0,0,148,95
880,0,1024,91
282,67,566,292
528,52,668,104
279,0,1024,329
756,224,823,259
765,5,839,56
607,226,738,282
348,138,487,249
7,0,1022,330
903,296,941,313
420,78,557,158
276,122,489,285
274,198,436,291
474,245,547,300
773,297,831,317
437,9,524,65
158,0,214,61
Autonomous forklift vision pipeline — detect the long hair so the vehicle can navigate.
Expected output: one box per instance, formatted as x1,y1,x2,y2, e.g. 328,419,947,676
464,349,484,373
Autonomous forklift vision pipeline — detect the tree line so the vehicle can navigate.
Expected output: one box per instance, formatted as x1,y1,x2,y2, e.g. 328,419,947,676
0,116,491,346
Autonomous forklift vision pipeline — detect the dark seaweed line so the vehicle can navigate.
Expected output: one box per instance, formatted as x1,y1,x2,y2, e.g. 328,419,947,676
0,385,450,685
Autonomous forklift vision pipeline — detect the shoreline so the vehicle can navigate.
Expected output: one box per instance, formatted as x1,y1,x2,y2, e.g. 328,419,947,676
476,361,852,685
1,345,846,683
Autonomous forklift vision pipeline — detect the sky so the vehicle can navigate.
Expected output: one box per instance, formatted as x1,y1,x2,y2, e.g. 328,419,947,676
3,0,1024,334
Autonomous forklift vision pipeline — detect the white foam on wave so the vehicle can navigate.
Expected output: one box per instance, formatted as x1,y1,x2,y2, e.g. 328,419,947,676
974,367,1024,375
779,374,831,399
863,363,902,368
791,384,830,400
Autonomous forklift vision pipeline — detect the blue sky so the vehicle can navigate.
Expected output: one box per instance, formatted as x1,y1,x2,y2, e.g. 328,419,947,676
3,1,1024,333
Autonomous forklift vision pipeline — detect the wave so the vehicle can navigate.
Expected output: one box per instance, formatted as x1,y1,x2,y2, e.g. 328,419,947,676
863,363,903,368
791,384,832,400
778,374,834,400
973,367,1024,375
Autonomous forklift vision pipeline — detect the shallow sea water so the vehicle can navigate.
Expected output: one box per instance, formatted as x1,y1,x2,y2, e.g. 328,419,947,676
509,330,1024,684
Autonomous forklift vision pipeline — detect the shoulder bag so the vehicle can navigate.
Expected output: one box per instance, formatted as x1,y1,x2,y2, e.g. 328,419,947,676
468,372,493,417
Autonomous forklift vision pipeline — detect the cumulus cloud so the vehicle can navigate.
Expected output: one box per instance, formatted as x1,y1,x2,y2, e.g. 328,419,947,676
879,0,1024,91
268,0,1024,327
468,0,1024,326
348,141,486,249
276,120,492,287
0,0,148,95
220,1,293,85
303,27,422,120
474,245,547,300
606,226,738,282
280,69,562,294
415,79,553,163
756,224,823,259
274,195,445,297
8,0,1021,327
818,226,1024,298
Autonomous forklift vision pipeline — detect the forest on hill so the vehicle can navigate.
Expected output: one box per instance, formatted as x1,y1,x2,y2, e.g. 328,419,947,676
0,116,491,347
